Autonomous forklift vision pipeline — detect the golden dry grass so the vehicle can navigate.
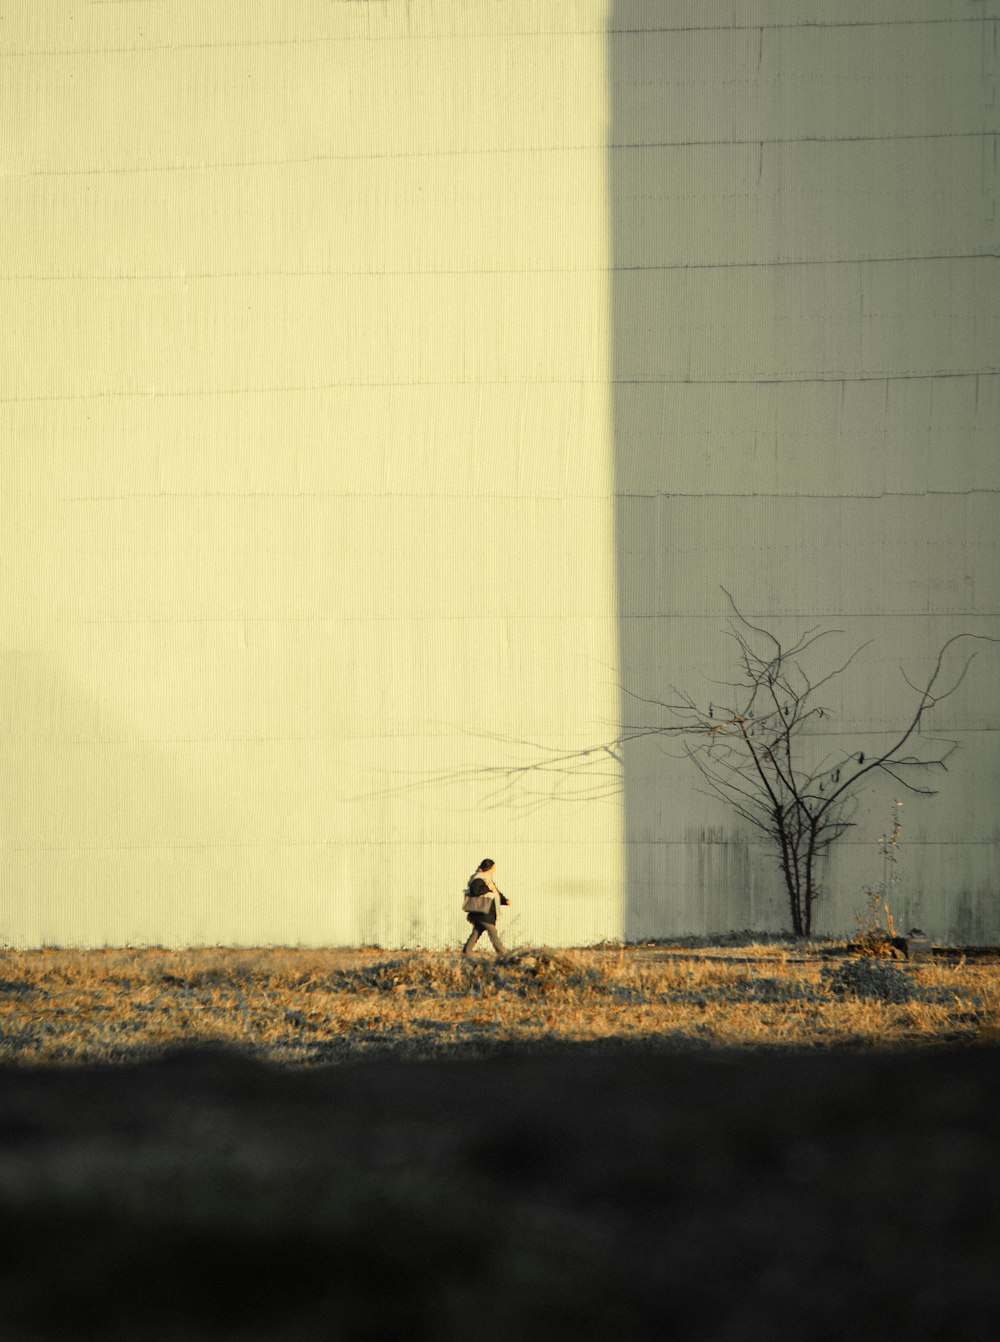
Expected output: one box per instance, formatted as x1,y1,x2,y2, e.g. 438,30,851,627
2,940,998,1065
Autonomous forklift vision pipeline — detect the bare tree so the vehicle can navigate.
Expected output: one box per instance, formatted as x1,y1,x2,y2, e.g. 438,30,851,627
625,593,994,936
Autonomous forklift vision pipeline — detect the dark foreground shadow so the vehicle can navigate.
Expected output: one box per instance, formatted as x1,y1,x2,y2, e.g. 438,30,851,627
3,1043,998,1340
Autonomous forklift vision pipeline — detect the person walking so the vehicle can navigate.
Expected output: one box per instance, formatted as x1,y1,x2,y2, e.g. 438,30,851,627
461,858,510,955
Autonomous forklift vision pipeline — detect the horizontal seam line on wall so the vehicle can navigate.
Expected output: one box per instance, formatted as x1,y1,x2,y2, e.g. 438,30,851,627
4,131,994,179
0,838,616,852
4,728,996,745
619,730,999,738
8,12,995,56
30,612,1000,625
610,17,999,35
0,733,608,743
51,493,608,502
1,838,994,853
42,488,1000,503
3,371,1000,404
613,133,998,151
613,372,1000,385
4,254,997,281
617,490,1000,499
65,614,618,624
625,837,1000,844
619,612,1000,620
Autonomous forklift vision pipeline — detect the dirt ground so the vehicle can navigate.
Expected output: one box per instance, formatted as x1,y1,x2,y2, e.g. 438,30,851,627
2,1037,998,1340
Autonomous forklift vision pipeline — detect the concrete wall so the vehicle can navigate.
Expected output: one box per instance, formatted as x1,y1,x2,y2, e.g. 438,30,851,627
1,1,997,946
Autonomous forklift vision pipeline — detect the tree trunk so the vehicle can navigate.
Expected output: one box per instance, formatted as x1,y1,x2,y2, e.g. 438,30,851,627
775,823,803,936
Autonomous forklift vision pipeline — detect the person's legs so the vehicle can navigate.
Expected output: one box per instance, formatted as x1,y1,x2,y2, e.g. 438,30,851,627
462,924,483,954
484,924,507,955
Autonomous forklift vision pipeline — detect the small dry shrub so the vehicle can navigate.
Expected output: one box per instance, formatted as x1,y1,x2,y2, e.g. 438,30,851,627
855,889,899,959
824,958,917,1004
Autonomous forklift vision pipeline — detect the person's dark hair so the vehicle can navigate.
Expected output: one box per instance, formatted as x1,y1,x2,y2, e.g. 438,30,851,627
476,858,495,872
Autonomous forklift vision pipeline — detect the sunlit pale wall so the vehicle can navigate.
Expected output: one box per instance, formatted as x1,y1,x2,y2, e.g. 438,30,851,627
0,2,624,947
610,1,1000,941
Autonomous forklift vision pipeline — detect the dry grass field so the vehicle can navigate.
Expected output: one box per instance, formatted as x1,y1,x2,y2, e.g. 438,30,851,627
3,940,999,1339
1,939,998,1065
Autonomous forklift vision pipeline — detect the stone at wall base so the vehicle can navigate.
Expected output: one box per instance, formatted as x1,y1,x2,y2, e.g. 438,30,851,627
891,931,933,962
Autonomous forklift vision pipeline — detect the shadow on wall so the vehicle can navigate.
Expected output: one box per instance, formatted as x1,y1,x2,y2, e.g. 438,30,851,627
607,8,1000,942
607,11,784,939
0,646,212,946
0,641,336,948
